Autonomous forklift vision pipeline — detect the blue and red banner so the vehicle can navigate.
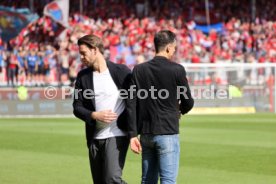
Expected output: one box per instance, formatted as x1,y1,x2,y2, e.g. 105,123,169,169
43,0,69,27
0,6,38,41
43,0,69,37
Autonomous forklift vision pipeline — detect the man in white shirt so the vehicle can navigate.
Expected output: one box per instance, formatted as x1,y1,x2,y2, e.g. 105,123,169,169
73,34,131,184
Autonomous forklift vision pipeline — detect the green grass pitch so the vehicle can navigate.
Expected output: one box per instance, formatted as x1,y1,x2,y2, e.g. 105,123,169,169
0,114,276,184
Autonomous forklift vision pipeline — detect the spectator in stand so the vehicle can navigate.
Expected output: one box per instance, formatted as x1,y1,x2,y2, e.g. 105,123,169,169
36,45,46,86
43,45,57,85
68,58,78,87
0,48,6,73
16,48,27,86
7,53,18,87
0,47,7,85
58,49,70,85
25,48,39,86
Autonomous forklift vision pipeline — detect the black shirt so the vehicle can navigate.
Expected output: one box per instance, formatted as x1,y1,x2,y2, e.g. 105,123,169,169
128,56,194,137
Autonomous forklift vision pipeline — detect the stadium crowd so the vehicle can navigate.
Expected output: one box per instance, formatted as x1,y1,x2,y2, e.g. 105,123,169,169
0,0,275,87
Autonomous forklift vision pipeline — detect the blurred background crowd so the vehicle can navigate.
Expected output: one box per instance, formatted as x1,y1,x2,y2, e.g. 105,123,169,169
0,0,275,87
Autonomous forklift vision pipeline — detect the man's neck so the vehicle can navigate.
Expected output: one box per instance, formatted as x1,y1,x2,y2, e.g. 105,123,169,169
92,56,107,73
155,52,169,59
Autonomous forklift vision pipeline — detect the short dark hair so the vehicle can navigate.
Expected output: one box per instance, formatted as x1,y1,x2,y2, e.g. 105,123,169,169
77,34,104,54
154,30,176,53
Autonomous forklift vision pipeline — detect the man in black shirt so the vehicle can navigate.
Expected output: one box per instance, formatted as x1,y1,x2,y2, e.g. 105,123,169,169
129,30,194,184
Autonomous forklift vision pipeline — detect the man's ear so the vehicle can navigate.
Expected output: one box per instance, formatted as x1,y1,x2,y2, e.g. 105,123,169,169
166,46,170,53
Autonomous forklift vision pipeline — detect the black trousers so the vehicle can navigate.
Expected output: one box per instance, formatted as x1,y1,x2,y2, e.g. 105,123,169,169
89,136,129,184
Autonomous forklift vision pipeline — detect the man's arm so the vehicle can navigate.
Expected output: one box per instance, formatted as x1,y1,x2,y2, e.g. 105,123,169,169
127,67,142,154
126,67,138,138
177,66,194,114
72,73,93,124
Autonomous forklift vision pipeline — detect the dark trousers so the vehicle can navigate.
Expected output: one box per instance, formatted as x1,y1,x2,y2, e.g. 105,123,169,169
89,136,129,184
7,68,17,86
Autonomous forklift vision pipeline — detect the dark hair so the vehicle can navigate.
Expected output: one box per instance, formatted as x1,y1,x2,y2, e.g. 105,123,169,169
154,30,176,53
77,34,104,54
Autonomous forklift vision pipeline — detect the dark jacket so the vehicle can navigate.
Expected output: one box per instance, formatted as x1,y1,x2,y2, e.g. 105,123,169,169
73,61,132,147
128,56,194,138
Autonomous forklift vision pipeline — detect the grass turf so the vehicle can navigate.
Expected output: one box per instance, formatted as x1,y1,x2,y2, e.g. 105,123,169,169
0,114,276,184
